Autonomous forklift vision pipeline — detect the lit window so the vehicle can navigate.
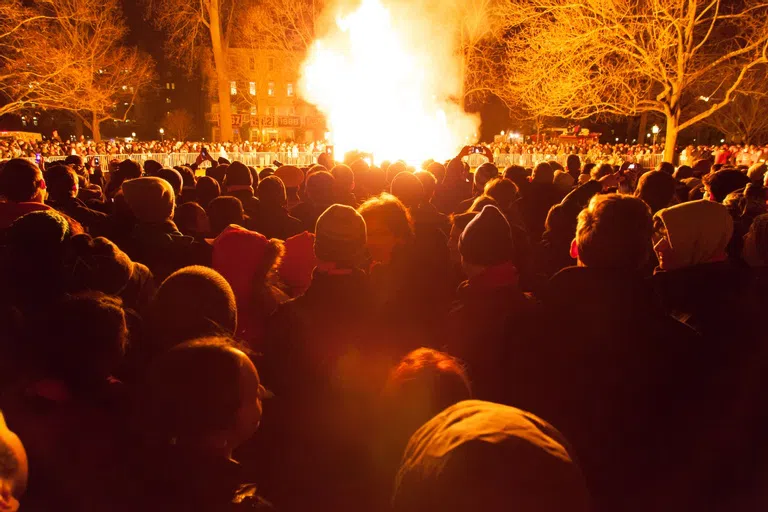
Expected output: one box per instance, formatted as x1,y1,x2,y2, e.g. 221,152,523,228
287,83,294,97
268,81,275,96
166,97,171,104
249,82,256,96
250,106,257,115
171,83,175,90
122,85,127,91
166,83,170,89
268,57,274,71
230,81,237,95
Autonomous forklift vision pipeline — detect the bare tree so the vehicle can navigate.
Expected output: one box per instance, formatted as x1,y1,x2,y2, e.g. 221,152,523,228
702,67,768,143
0,0,155,141
149,0,238,141
502,0,768,161
164,108,195,140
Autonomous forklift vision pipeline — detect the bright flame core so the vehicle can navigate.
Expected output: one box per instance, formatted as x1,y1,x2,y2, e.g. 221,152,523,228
299,0,478,165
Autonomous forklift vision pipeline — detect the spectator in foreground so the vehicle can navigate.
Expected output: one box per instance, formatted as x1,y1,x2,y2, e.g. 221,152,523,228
703,169,750,203
44,164,110,236
519,161,564,241
135,338,271,511
0,411,27,512
0,159,51,229
253,176,303,241
392,400,590,512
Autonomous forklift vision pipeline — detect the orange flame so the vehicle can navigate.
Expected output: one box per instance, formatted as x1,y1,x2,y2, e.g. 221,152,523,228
300,0,478,166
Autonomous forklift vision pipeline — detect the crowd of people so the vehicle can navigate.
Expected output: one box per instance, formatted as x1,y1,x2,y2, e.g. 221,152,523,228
0,142,766,512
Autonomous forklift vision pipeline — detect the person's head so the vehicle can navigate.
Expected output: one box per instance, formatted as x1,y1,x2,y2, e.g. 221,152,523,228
357,193,413,265
673,165,693,181
140,337,266,455
531,162,554,184
653,200,733,271
43,164,78,201
449,212,476,265
503,165,528,190
0,159,46,203
206,163,227,185
257,175,288,208
387,161,408,184
392,400,589,512
581,162,596,176
702,169,750,203
305,170,335,205
590,163,613,181
0,411,28,512
657,161,675,175
553,170,575,193
635,170,677,214
39,292,127,387
692,158,712,178
117,159,142,180
317,151,333,170
566,154,581,174
156,168,183,198
223,161,253,192
414,171,437,201
743,213,768,267
258,168,275,181
174,202,210,236
548,160,564,173
147,266,237,352
63,154,85,172
382,348,471,447
207,196,245,235
474,163,499,192
426,161,446,184
459,205,515,275
483,178,519,212
176,166,196,190
747,162,767,185
314,204,368,268
143,159,163,176
195,175,221,209
121,177,176,223
331,164,355,193
390,172,425,209
572,194,652,270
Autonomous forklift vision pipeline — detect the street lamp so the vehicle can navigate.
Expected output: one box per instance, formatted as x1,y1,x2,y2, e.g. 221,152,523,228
651,124,660,146
159,128,165,141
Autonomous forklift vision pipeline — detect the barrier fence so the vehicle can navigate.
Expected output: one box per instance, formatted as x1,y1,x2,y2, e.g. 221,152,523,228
40,151,667,171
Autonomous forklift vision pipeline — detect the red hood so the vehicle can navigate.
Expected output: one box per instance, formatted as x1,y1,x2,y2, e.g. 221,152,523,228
0,202,52,229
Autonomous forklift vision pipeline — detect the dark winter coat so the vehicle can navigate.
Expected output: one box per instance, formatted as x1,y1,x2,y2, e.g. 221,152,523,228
251,204,303,241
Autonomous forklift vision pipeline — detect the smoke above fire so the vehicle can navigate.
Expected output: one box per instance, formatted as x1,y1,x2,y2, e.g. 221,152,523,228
299,0,480,165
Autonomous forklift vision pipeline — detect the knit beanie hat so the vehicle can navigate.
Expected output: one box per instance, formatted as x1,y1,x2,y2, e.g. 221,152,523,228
118,159,142,179
224,161,253,188
156,168,183,197
655,199,734,268
275,165,304,189
314,204,367,268
121,177,175,223
459,205,514,266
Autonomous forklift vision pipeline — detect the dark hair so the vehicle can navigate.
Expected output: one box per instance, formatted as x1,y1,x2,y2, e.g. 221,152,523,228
582,162,596,176
257,175,287,208
390,172,424,209
195,176,220,209
208,196,245,235
414,171,437,201
0,159,43,202
702,169,750,203
657,161,675,175
140,337,247,441
331,164,355,189
156,168,183,197
503,165,528,190
44,164,78,201
143,159,163,176
176,166,196,189
469,195,498,213
591,163,613,181
426,162,446,184
635,171,677,214
146,266,237,352
39,292,127,388
206,164,227,185
305,171,335,204
174,202,208,236
576,194,652,270
673,165,693,181
566,154,581,173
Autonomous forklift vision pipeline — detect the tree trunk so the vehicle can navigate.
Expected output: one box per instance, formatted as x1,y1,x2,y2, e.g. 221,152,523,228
637,111,648,144
663,115,678,164
209,0,233,142
91,113,101,142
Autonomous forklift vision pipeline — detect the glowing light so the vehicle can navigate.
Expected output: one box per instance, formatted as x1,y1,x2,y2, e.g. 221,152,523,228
299,0,478,165
651,125,660,134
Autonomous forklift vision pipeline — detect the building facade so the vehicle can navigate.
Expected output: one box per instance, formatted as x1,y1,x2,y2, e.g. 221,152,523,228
206,48,326,143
